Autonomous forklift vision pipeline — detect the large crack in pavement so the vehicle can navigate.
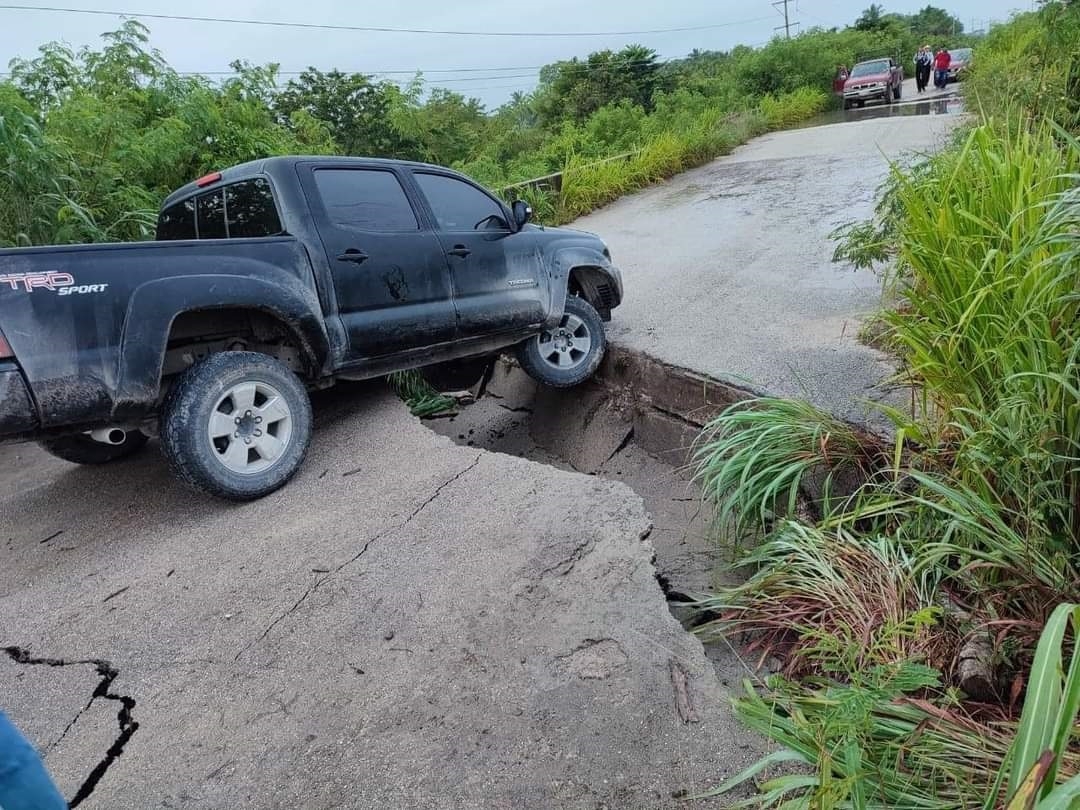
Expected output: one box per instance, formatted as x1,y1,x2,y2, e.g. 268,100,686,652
235,453,484,662
2,646,138,808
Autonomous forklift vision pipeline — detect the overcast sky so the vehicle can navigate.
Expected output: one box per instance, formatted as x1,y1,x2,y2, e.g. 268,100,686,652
0,0,1035,107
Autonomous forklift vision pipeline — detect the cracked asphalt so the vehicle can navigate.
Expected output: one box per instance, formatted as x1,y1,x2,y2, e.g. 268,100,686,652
0,383,760,808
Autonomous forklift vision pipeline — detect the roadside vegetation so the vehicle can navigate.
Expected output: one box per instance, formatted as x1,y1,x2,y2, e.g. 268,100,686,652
0,5,974,246
693,2,1080,805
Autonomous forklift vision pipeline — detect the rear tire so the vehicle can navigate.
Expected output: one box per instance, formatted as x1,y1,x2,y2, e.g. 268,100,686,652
160,351,312,501
516,296,606,389
39,431,148,465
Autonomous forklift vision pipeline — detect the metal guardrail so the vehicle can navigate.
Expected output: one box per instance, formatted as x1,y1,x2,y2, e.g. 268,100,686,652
499,150,639,198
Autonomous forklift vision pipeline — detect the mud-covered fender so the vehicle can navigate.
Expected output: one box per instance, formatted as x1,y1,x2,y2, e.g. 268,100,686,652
544,246,623,328
113,271,330,415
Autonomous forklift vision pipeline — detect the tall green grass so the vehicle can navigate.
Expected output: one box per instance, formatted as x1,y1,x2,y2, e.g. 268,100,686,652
759,86,830,130
387,370,457,418
707,605,1080,808
692,119,1080,807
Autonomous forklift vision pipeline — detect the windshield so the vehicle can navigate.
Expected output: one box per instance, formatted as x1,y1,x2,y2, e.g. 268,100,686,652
951,48,972,62
851,60,890,78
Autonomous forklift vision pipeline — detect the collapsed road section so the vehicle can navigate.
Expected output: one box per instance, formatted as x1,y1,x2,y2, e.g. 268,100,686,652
431,345,757,600
0,378,763,809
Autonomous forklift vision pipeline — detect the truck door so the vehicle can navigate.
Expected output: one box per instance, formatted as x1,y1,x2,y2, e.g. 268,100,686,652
298,164,457,360
409,171,545,338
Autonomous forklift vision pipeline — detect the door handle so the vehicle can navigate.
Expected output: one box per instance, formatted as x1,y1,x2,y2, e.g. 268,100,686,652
336,249,369,264
447,245,471,258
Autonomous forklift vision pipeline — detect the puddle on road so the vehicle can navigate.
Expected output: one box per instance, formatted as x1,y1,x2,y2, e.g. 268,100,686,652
797,91,964,130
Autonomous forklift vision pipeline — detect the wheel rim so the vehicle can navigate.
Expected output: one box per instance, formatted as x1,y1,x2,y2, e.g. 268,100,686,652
536,313,592,371
207,381,293,475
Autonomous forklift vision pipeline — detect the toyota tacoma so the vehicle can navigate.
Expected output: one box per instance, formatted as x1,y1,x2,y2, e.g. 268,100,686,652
0,157,622,499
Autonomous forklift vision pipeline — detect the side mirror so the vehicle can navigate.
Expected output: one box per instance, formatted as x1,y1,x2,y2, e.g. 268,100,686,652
512,199,532,229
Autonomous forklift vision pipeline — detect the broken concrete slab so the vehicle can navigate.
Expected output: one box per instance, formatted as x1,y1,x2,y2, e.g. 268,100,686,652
0,382,761,809
429,395,737,601
484,360,539,412
529,383,633,474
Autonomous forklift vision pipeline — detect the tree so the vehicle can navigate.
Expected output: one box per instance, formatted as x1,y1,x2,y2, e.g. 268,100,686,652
908,5,964,37
413,89,487,165
274,68,423,159
533,45,668,126
1,24,338,245
854,4,887,30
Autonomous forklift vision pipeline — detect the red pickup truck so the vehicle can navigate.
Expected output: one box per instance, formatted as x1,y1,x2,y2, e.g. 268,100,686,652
842,58,904,109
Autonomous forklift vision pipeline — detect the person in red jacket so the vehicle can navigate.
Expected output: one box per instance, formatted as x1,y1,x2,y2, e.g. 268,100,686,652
934,48,952,89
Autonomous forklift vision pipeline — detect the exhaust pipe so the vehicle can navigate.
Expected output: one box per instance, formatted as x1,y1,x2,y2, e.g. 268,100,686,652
89,427,128,446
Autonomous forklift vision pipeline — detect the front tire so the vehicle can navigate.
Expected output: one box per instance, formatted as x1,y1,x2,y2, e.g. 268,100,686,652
160,352,312,501
893,83,902,100
39,431,148,465
517,296,606,388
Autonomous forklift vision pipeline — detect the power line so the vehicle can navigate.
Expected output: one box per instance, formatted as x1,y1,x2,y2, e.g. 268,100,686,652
0,51,731,83
771,0,802,38
0,5,777,37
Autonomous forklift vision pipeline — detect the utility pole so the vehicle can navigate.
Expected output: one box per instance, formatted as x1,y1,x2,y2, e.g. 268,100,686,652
773,0,793,38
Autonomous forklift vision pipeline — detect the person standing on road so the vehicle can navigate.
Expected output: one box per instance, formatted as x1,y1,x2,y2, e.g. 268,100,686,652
914,46,933,93
833,64,848,95
934,48,952,89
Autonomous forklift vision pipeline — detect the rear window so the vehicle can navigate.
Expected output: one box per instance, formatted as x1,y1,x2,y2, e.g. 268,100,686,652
157,178,282,240
157,198,195,240
197,190,228,240
226,180,282,238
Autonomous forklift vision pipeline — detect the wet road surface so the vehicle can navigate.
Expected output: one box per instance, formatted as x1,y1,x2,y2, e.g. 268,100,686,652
578,85,963,425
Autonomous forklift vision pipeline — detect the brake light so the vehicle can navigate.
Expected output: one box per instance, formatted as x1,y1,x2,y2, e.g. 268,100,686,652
0,330,12,360
195,172,222,188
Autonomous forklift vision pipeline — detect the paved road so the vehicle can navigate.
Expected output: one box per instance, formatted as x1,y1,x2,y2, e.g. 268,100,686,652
0,385,759,809
577,105,961,424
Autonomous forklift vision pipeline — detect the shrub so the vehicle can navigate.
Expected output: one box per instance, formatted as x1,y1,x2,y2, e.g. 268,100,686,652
759,86,829,129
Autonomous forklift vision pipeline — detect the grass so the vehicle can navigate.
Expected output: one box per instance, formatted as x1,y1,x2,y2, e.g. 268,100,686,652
693,521,952,677
759,86,830,129
710,663,1012,809
708,605,1080,809
692,397,890,538
495,109,775,226
387,370,457,418
553,110,769,223
689,36,1080,802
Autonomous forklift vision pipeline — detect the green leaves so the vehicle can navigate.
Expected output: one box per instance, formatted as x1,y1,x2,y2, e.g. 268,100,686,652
693,397,887,538
1003,603,1080,806
716,664,1000,809
386,371,457,418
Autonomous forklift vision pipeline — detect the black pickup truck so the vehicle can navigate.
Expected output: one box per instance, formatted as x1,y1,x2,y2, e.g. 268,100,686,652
0,157,622,499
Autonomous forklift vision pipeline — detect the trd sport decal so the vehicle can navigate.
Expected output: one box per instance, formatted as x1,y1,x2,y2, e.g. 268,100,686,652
0,271,108,295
